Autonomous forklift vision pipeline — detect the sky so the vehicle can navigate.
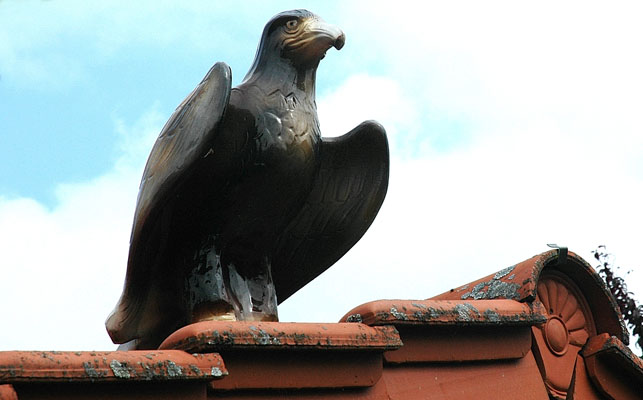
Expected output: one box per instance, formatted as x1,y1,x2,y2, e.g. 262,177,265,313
1,1,642,352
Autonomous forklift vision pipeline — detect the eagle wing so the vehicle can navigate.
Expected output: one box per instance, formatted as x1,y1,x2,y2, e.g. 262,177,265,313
106,62,232,344
272,120,389,302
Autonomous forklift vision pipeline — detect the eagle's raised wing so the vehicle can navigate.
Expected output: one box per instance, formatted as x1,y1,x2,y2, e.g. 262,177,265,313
272,120,389,302
106,62,232,345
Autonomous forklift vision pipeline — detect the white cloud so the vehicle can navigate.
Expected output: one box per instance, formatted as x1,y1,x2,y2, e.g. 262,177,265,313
338,1,643,147
317,74,422,154
0,108,162,350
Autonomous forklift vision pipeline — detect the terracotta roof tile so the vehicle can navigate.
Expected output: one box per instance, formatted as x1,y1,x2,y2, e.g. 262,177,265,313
0,351,225,383
341,299,547,326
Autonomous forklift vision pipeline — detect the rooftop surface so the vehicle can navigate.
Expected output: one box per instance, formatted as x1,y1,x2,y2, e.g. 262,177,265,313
1,249,641,399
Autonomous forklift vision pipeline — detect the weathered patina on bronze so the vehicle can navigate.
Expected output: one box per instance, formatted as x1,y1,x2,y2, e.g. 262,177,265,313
106,10,389,349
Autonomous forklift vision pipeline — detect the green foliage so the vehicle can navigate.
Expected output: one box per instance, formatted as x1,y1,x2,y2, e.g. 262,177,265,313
593,246,643,355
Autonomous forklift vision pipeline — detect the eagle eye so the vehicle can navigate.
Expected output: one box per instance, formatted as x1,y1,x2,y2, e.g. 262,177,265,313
285,19,299,32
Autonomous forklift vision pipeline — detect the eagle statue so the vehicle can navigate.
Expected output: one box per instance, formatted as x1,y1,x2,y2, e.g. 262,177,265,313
106,9,389,350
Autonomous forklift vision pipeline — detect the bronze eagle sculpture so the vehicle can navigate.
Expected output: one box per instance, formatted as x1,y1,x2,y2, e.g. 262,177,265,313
106,9,389,350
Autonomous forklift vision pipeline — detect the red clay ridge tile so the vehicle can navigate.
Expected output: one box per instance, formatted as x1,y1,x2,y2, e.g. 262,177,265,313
341,299,547,326
0,351,226,383
158,321,402,353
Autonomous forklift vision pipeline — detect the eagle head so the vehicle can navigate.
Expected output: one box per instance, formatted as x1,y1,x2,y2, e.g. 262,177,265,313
243,10,345,83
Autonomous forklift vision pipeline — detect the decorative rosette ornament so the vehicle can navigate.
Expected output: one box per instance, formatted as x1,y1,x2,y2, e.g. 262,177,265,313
532,271,595,399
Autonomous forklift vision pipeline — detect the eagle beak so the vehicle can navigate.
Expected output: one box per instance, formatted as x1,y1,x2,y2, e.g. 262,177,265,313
308,18,345,52
334,32,346,50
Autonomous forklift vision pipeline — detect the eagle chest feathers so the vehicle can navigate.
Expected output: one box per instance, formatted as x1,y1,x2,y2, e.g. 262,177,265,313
241,86,320,171
214,85,320,225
